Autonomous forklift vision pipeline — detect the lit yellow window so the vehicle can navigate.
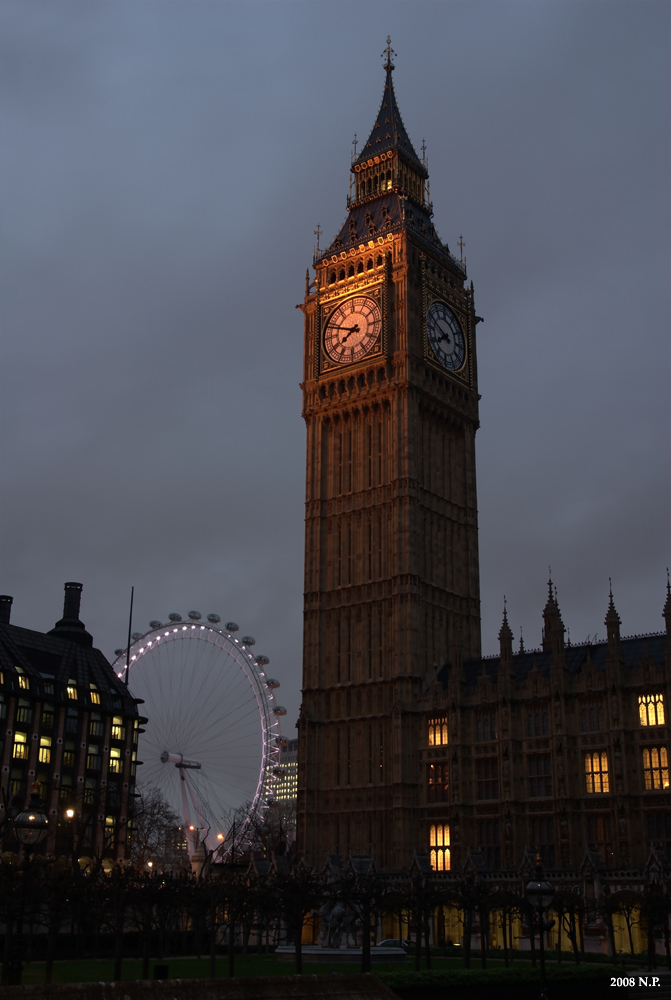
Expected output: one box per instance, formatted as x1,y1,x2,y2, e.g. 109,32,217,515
428,717,448,747
39,736,52,764
429,823,450,871
585,751,609,793
643,747,669,790
111,716,125,741
639,694,665,727
109,748,121,773
13,732,28,759
17,671,29,690
67,680,78,700
90,685,100,705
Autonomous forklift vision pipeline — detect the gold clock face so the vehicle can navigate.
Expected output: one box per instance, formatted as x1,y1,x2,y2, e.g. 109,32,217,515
324,296,381,365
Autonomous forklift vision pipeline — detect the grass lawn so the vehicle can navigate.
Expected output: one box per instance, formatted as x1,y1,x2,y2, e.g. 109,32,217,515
17,951,642,985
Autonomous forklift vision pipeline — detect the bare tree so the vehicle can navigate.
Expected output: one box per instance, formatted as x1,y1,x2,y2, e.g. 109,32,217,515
129,784,189,871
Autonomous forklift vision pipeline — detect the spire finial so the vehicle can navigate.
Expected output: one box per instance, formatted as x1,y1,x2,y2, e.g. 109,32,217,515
457,234,466,262
314,224,322,251
519,626,525,655
667,567,670,596
382,36,396,72
352,133,358,158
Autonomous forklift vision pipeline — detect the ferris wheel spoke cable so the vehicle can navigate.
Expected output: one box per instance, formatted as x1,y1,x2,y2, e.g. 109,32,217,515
118,617,282,850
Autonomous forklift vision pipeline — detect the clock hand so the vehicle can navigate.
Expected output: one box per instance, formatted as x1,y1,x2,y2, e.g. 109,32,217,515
340,324,361,343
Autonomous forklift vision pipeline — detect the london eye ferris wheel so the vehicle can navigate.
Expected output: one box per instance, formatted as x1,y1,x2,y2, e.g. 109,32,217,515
111,611,287,858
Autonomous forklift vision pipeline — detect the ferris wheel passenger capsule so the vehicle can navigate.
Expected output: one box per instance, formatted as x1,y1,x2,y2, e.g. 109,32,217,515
149,621,162,629
131,632,142,640
273,705,287,716
188,611,201,620
225,622,239,632
276,736,289,747
241,635,255,645
266,678,280,689
114,649,124,656
255,655,269,666
207,614,221,623
168,613,182,622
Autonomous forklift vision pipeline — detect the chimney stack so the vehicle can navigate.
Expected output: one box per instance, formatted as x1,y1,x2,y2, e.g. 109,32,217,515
63,582,83,620
0,595,13,625
47,582,93,648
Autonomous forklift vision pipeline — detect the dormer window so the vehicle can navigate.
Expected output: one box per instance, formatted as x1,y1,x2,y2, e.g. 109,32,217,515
16,666,29,690
67,680,78,700
90,684,101,705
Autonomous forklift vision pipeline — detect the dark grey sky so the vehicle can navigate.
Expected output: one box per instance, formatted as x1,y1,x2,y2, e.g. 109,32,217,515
3,1,669,732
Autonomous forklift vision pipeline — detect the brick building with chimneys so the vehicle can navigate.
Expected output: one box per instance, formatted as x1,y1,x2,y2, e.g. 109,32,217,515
0,583,140,862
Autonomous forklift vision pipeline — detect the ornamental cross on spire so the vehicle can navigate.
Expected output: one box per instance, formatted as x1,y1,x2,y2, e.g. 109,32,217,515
382,36,396,71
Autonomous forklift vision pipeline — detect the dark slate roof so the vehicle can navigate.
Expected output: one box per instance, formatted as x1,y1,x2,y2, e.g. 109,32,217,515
355,66,425,172
0,622,137,716
441,633,667,688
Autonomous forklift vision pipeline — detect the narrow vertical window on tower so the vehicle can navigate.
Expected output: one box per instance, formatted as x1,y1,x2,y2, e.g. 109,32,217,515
529,755,553,797
428,763,449,802
476,758,499,800
428,717,448,746
429,824,450,871
584,751,609,793
368,725,373,784
642,747,669,790
526,705,550,737
531,818,556,867
479,820,501,869
335,729,341,786
587,815,612,865
639,694,665,727
647,814,671,855
476,712,497,742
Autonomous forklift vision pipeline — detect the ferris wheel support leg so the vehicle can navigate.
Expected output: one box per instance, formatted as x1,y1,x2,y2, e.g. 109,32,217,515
179,769,196,856
182,766,218,855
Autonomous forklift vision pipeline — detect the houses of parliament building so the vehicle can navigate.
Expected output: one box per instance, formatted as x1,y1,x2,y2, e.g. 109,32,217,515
296,45,670,876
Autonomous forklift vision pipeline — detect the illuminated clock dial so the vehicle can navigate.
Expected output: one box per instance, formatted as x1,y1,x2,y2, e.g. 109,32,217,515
324,296,381,365
427,300,466,371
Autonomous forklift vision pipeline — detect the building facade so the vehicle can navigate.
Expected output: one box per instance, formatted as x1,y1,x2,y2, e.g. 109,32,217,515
276,737,298,805
297,49,671,873
0,583,140,861
419,584,671,872
298,49,482,869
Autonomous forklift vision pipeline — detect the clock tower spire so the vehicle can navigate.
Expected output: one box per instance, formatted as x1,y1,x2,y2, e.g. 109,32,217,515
297,47,482,869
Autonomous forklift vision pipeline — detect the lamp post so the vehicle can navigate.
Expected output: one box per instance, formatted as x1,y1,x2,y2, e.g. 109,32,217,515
525,855,554,992
11,783,49,984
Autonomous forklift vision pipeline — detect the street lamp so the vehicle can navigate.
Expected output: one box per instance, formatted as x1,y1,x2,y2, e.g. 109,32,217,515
14,784,49,850
525,855,554,989
9,784,49,985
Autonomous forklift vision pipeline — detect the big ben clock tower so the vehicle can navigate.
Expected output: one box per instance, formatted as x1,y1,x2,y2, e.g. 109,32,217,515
297,42,482,869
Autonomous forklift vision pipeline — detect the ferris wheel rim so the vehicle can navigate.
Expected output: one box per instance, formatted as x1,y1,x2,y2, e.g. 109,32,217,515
110,621,282,853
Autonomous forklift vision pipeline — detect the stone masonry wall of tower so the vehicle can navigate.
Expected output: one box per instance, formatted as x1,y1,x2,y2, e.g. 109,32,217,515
297,55,482,869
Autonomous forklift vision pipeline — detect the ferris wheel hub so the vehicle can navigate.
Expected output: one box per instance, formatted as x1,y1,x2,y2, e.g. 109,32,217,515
160,750,202,769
